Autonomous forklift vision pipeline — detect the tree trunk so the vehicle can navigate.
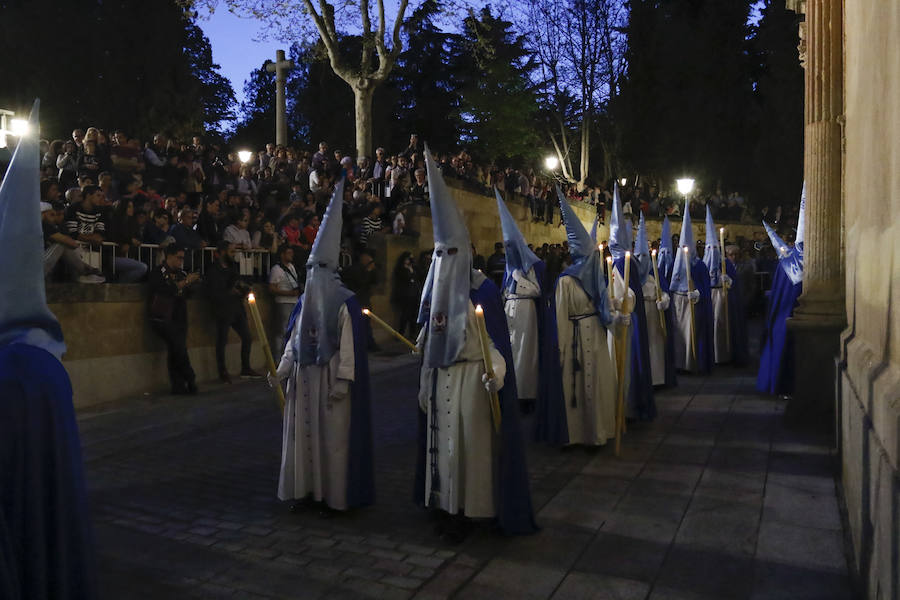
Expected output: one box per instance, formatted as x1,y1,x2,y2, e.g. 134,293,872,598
352,83,375,159
578,115,590,191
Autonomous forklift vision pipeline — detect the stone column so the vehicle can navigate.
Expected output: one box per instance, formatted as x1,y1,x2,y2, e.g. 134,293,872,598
786,0,846,425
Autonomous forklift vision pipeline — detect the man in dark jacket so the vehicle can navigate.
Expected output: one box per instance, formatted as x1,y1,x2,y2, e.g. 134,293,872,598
341,250,379,351
205,241,261,383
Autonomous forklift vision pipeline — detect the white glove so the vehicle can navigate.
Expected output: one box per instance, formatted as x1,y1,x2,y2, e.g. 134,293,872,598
612,312,632,334
722,274,733,290
688,290,700,304
482,372,501,394
656,292,670,312
329,379,350,401
621,289,636,314
266,372,281,388
511,269,524,283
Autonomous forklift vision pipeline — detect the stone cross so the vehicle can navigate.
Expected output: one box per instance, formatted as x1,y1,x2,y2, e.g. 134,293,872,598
266,50,294,147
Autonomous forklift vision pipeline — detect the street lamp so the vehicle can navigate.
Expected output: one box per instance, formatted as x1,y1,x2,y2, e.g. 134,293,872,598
9,118,29,138
238,150,253,164
544,155,559,171
676,178,695,197
620,178,627,187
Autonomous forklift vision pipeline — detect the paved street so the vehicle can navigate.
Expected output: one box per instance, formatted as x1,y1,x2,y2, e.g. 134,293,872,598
79,351,855,599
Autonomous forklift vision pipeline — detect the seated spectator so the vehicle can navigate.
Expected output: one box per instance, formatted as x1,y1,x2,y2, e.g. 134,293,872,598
76,139,103,181
392,208,406,235
143,210,174,247
171,208,206,250
110,131,143,178
302,214,320,245
41,202,105,283
105,199,150,282
98,171,119,205
65,185,105,245
196,197,222,245
56,140,79,189
359,204,386,249
252,220,280,255
409,168,428,204
223,214,254,250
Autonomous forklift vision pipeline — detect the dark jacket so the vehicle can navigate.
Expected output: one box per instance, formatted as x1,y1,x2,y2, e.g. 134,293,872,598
205,261,246,321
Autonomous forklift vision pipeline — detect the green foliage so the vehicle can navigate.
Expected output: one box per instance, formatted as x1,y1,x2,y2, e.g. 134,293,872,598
0,0,235,140
455,6,542,163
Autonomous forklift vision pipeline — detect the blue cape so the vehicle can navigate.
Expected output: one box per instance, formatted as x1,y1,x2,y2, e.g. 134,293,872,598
682,259,715,375
414,278,537,535
614,256,656,421
656,268,679,387
756,266,801,395
284,295,375,508
529,262,568,446
0,344,96,600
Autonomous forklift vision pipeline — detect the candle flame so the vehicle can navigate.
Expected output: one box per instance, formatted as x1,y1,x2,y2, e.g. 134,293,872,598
247,292,256,303
362,308,370,315
651,249,657,257
606,256,612,264
475,305,484,315
625,251,631,258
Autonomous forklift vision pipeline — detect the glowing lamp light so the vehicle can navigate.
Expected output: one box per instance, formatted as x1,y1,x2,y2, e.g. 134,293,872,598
676,178,694,196
238,150,253,164
9,118,29,137
544,155,559,171
620,178,627,187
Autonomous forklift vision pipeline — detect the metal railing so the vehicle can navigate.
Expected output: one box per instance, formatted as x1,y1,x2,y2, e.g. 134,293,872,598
75,242,274,281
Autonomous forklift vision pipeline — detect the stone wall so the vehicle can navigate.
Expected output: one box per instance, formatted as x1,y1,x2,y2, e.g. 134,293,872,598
838,2,900,598
52,182,764,408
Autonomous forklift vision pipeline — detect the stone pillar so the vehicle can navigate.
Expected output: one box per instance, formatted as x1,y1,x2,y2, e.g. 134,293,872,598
786,0,846,426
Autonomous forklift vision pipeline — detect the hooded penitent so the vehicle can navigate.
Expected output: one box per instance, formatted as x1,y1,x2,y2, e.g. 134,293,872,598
418,145,474,369
657,216,675,284
496,187,540,293
0,100,96,599
633,213,651,286
557,187,611,325
757,185,805,394
294,178,354,365
589,215,599,244
0,100,65,359
703,205,722,287
670,199,697,293
607,183,632,261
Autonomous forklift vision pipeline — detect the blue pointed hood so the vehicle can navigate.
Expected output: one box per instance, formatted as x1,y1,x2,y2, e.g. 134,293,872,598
608,183,632,260
702,205,723,287
294,178,353,365
558,187,611,324
657,215,674,280
763,220,803,285
418,144,473,368
0,100,65,359
495,187,539,292
589,216,599,244
633,213,651,286
670,199,696,292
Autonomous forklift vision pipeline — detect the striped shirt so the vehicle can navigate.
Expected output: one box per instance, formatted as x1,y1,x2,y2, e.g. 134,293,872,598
65,205,106,238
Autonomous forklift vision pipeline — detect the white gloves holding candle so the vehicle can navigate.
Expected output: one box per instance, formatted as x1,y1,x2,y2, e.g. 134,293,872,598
656,292,670,312
329,379,350,402
688,290,701,304
721,274,733,290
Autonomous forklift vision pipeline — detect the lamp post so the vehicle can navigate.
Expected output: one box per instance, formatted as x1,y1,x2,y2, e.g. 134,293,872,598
676,178,695,198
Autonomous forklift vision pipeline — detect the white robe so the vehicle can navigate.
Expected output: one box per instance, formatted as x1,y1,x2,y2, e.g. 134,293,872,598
672,293,698,372
610,266,634,408
710,287,731,363
503,268,540,400
418,303,506,518
642,276,667,386
555,275,617,446
276,304,355,509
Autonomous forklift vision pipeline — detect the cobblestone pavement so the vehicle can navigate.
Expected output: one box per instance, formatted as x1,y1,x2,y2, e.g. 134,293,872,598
79,352,855,599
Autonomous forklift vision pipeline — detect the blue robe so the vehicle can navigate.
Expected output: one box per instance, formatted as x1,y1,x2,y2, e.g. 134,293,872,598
614,256,656,421
415,279,537,535
756,266,801,395
0,344,96,600
528,262,567,446
724,260,749,366
284,295,375,508
656,268,679,388
680,260,715,375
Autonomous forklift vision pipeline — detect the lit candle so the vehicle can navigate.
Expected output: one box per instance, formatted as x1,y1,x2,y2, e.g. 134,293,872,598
650,249,666,335
474,305,501,433
606,256,614,301
623,251,631,299
247,292,285,411
363,308,418,353
719,227,730,350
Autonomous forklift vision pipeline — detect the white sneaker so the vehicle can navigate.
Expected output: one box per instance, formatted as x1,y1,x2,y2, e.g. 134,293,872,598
78,274,106,284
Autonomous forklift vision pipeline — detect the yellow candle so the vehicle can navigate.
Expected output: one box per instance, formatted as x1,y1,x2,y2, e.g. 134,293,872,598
474,305,501,433
247,293,285,412
362,308,418,353
650,249,666,335
623,251,631,299
606,256,614,301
